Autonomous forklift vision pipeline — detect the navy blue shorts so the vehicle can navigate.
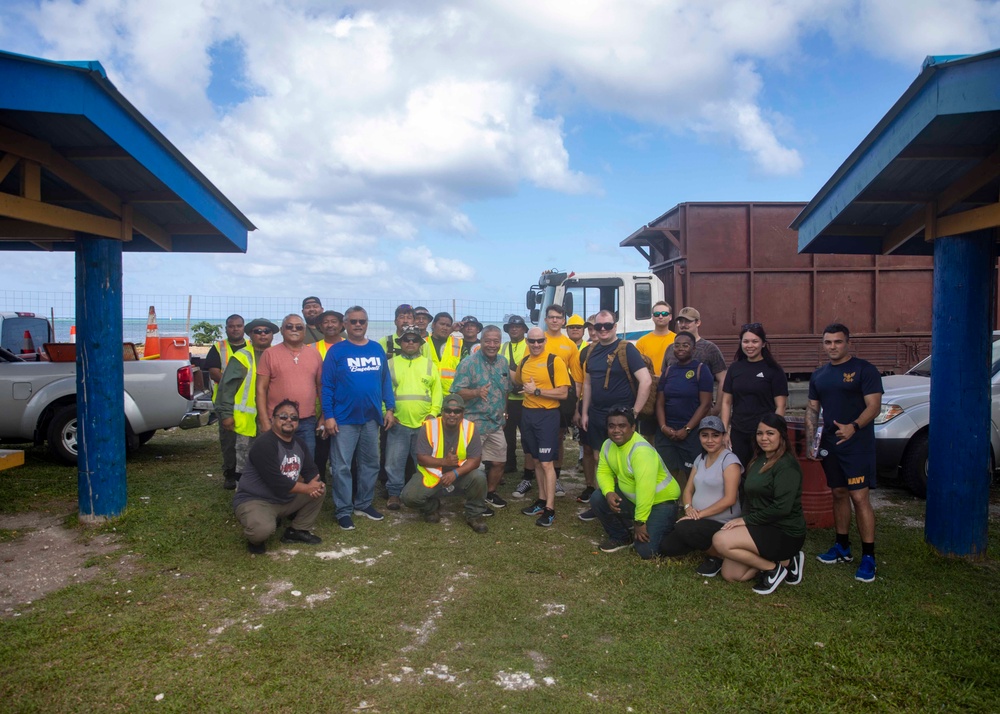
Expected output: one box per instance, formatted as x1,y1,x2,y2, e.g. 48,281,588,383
586,408,609,451
821,448,877,490
521,408,561,463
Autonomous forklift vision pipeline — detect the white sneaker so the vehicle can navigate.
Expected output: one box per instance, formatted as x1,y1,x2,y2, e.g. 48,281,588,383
511,479,532,498
555,480,566,497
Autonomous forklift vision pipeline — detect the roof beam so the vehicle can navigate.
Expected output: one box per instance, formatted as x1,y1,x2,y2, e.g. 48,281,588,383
856,190,935,204
897,144,994,160
0,125,172,249
0,192,123,239
882,145,1000,253
58,146,131,159
0,153,18,183
936,202,1000,237
825,225,888,236
0,219,74,239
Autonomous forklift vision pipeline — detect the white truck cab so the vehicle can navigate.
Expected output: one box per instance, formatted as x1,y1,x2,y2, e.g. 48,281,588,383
525,270,664,339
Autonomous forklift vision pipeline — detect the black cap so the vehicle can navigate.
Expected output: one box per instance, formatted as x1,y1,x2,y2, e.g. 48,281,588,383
460,315,482,330
503,315,527,334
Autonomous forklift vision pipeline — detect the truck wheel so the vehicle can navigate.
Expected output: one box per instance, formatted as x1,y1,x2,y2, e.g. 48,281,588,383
900,431,929,498
47,405,78,465
138,430,156,445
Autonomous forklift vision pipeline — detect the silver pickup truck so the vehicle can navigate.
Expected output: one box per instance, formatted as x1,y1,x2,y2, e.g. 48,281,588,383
0,345,212,464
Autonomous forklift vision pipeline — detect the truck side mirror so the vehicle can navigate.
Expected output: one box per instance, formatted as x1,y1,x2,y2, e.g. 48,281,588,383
525,290,536,311
563,293,574,318
529,308,540,324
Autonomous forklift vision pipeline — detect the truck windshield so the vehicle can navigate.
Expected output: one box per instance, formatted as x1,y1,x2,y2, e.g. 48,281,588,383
908,335,1000,377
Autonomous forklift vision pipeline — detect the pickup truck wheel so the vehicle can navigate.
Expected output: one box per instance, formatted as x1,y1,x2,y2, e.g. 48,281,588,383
47,405,78,465
138,430,156,445
900,431,929,499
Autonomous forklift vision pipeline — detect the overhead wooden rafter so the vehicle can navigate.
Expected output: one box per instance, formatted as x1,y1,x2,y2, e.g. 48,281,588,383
0,125,172,249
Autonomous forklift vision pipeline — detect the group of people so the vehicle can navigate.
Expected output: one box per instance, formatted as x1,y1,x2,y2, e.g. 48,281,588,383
208,296,883,592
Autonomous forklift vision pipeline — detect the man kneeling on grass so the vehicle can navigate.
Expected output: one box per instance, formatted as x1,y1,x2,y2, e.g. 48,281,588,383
589,405,679,559
233,399,326,554
401,394,490,534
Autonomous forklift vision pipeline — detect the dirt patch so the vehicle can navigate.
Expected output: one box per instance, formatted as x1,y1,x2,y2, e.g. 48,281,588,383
0,509,124,615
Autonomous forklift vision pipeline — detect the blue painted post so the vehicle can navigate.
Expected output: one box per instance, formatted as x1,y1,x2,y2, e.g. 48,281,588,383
75,235,126,521
926,229,993,556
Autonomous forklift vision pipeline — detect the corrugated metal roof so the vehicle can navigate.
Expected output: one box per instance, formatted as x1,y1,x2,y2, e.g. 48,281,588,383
0,51,254,253
793,48,1000,255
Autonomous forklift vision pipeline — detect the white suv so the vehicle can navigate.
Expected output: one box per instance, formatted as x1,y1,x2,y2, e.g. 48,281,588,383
874,334,1000,497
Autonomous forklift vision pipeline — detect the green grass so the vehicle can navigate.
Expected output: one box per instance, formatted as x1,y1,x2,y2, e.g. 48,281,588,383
2,427,1000,712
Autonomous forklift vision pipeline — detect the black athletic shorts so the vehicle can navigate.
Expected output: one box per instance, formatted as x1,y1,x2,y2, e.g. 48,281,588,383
822,448,877,490
747,524,805,564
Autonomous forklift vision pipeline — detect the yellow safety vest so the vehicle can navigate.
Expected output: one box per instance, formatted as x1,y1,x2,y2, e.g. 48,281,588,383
211,339,242,400
417,417,476,488
424,335,462,392
388,354,440,428
231,348,258,437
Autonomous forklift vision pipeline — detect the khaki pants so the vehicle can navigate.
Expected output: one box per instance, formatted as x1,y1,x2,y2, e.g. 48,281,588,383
401,468,488,519
234,492,323,545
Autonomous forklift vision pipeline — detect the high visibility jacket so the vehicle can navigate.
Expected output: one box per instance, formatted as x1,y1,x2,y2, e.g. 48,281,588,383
211,339,242,400
423,335,462,393
503,340,528,401
417,417,476,488
596,432,679,521
388,354,442,428
313,340,336,361
231,347,259,437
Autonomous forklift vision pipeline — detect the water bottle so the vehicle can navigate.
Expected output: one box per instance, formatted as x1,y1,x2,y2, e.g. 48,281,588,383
810,412,828,459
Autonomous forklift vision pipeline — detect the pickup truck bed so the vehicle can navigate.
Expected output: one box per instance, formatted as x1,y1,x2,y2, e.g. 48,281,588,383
0,346,210,464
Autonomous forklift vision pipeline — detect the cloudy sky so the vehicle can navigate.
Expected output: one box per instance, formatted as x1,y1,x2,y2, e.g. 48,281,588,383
2,0,1000,309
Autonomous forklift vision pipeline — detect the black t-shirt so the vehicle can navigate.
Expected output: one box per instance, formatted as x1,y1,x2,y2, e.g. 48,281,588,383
808,357,883,454
723,359,789,433
585,339,648,412
232,431,319,508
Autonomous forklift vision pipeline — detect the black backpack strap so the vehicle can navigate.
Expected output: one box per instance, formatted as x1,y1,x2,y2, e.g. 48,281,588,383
546,353,556,388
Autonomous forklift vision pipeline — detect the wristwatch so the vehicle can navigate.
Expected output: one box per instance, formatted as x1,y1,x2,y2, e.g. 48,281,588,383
634,520,646,526
851,421,861,431
534,388,541,396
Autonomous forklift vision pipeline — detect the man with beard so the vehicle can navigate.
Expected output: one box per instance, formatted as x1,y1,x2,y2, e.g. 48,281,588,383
301,296,324,345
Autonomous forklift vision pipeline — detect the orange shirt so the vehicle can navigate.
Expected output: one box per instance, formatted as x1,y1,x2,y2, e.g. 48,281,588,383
544,332,584,383
635,330,676,377
518,352,570,409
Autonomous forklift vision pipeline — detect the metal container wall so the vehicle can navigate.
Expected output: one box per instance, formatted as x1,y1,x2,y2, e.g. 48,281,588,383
630,202,936,374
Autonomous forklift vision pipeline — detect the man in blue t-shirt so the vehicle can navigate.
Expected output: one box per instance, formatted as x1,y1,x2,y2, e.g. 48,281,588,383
322,305,396,531
807,323,883,583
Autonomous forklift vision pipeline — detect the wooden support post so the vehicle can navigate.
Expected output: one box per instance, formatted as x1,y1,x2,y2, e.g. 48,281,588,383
926,229,993,556
75,234,126,521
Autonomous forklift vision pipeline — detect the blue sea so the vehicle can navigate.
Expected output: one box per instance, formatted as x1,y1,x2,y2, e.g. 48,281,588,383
51,318,399,344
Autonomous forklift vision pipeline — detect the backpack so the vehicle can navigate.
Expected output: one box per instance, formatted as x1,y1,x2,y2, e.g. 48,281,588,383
587,341,657,418
519,353,577,422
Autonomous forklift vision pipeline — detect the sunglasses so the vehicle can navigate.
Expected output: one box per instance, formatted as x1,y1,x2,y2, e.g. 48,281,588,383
593,322,615,332
608,405,634,417
251,328,272,335
442,407,464,415
283,324,305,331
400,337,421,344
526,338,546,344
276,414,300,422
653,311,671,317
349,318,368,325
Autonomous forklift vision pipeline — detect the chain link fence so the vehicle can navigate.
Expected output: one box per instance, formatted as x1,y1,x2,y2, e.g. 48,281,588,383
1,291,526,343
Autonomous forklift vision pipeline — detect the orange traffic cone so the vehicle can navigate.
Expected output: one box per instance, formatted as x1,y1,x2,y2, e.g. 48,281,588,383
21,329,36,359
69,325,76,344
142,305,160,359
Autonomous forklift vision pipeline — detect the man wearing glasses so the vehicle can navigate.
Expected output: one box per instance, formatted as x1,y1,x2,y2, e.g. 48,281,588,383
542,305,584,497
301,296,325,345
512,327,571,527
322,306,397,530
402,394,490,533
233,400,326,555
216,318,278,489
384,325,442,511
257,314,324,460
580,310,653,463
664,307,727,414
451,325,511,509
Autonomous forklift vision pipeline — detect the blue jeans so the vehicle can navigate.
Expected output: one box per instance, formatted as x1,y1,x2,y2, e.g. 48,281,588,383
295,416,317,462
384,424,420,497
331,421,380,518
589,487,678,559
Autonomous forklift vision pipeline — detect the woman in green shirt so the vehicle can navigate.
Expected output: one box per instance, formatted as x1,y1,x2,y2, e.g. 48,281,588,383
712,413,806,595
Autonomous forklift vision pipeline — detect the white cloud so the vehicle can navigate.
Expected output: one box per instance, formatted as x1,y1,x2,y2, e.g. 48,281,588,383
398,245,476,284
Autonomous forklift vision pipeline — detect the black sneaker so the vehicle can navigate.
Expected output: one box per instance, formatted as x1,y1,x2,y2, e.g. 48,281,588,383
577,508,597,522
599,536,633,553
535,509,555,527
521,499,545,516
696,556,723,577
486,492,508,509
576,486,595,503
247,540,266,555
786,551,805,585
281,527,322,545
752,563,787,595
223,476,237,490
480,508,495,518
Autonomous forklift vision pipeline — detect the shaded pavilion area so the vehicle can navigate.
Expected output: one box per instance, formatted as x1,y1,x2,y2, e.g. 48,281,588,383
0,50,254,520
793,49,1000,556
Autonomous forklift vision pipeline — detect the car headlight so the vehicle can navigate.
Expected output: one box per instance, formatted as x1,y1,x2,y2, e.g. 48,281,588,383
874,404,904,425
